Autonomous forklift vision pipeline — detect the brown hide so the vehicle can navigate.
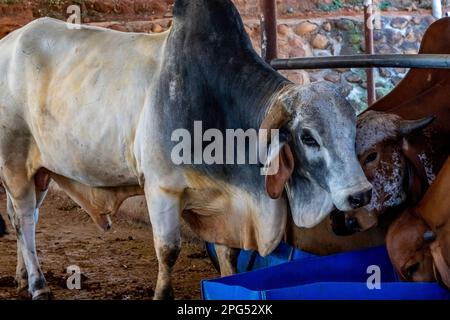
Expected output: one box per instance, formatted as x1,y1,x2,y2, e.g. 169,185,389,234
387,157,450,287
285,209,391,255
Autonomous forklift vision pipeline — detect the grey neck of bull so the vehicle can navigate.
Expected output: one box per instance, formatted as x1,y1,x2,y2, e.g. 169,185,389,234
169,7,290,130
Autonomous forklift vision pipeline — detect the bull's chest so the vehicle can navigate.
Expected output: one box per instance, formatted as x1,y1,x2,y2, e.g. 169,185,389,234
180,170,286,254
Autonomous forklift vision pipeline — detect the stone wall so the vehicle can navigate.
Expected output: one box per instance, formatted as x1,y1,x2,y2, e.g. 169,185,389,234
234,0,434,16
244,14,435,112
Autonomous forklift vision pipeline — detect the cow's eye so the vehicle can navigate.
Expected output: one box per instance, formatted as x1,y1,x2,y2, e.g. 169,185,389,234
363,152,378,165
301,133,319,148
405,262,420,279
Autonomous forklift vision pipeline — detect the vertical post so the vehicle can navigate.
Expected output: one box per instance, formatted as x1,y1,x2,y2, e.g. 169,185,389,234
432,0,443,18
260,0,278,63
364,0,376,107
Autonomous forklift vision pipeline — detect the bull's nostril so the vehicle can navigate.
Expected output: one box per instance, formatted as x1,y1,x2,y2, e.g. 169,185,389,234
348,189,372,209
348,194,362,208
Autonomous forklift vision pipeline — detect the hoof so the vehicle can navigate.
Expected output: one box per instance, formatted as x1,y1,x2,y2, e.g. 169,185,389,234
0,215,7,237
153,288,174,300
17,287,31,300
32,289,53,300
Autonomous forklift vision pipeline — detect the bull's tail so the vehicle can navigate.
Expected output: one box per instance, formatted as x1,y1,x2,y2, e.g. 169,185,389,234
0,213,7,237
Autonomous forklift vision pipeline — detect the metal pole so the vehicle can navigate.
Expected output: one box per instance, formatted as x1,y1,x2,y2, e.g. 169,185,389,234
364,0,376,106
432,0,443,18
270,54,450,69
260,0,278,63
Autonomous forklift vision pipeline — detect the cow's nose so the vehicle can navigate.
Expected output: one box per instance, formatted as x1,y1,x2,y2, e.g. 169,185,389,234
348,189,372,209
345,216,360,232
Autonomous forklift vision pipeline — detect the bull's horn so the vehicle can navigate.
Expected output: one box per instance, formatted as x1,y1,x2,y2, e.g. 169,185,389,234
423,230,436,243
260,85,295,141
399,116,435,136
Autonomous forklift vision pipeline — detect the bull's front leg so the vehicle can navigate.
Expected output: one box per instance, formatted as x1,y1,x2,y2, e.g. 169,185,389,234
5,197,28,297
145,186,182,300
5,187,50,300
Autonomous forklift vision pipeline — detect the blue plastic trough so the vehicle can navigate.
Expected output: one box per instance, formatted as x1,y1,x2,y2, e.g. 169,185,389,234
202,245,450,300
206,242,317,273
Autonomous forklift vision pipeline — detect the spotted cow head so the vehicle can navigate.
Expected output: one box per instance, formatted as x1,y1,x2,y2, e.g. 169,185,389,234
331,110,435,235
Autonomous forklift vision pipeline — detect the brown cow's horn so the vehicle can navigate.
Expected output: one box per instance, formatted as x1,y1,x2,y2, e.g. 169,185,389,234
423,230,436,243
399,116,435,136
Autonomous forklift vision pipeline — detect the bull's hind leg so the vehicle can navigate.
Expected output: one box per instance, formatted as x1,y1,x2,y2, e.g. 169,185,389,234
3,173,50,300
145,187,182,300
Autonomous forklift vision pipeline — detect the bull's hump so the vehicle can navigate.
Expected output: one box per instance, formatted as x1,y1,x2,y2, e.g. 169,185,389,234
18,17,168,51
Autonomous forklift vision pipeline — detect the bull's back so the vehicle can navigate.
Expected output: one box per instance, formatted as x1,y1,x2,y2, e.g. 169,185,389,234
0,18,169,186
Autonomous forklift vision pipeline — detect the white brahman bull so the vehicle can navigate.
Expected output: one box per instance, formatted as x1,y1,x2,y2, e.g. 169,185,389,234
0,0,371,299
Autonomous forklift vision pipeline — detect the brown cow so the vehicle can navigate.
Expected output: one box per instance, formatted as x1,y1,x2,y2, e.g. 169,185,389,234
334,17,450,234
387,157,450,288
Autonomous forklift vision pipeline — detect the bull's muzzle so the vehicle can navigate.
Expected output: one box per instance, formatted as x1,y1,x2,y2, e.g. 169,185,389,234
348,189,372,209
331,183,373,212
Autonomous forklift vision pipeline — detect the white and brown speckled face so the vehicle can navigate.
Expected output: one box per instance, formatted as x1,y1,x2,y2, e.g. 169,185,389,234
359,140,407,215
342,111,436,232
355,111,410,224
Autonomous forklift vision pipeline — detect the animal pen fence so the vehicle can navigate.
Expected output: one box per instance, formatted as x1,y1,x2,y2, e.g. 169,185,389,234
260,0,450,107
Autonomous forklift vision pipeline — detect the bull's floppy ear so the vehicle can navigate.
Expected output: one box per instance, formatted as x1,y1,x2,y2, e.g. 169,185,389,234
264,131,295,199
399,116,435,136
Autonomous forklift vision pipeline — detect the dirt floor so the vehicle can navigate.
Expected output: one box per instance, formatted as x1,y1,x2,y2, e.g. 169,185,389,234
0,190,218,300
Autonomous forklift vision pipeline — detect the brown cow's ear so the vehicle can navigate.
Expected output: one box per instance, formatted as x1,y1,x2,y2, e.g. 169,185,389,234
265,144,295,199
402,138,430,203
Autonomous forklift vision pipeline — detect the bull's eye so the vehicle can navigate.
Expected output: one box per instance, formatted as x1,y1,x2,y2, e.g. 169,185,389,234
301,133,319,148
363,152,378,165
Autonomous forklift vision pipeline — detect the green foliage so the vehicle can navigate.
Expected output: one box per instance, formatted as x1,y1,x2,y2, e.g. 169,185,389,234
376,87,391,100
332,0,343,8
379,1,392,11
348,0,363,5
349,33,362,45
319,0,343,12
